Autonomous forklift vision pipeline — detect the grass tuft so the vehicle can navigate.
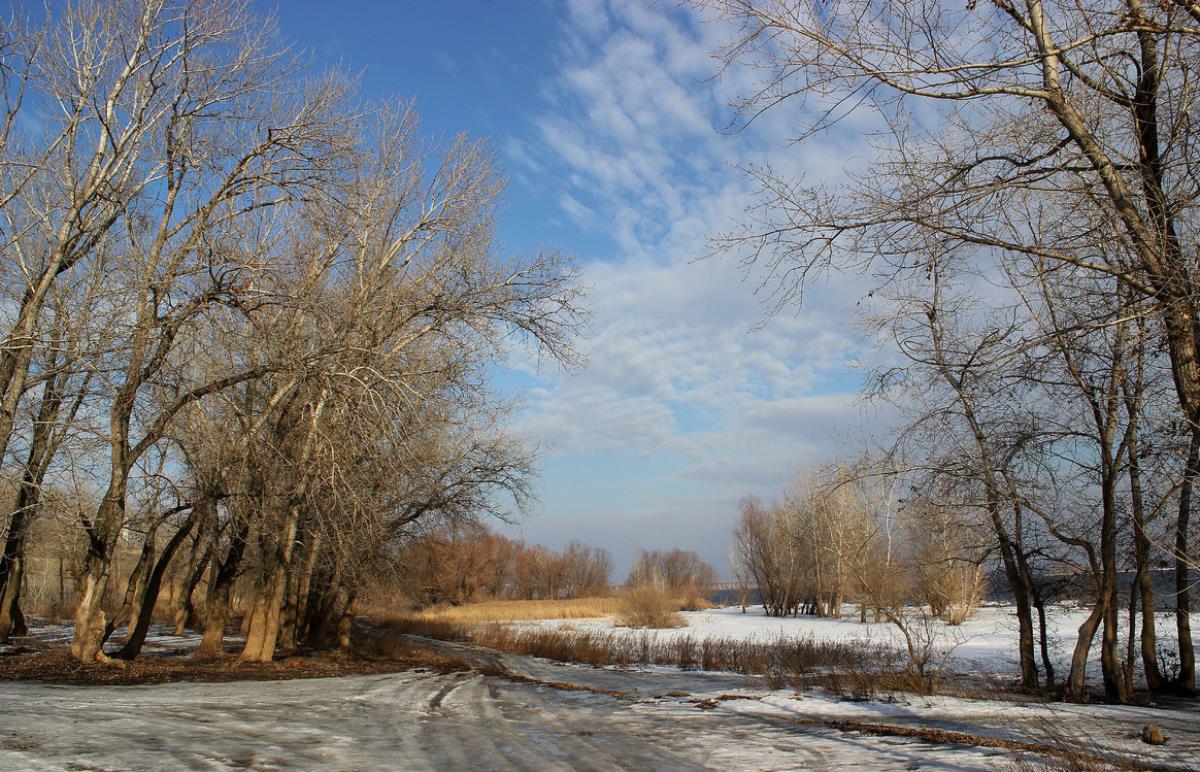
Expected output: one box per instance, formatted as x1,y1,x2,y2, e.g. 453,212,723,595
617,585,686,629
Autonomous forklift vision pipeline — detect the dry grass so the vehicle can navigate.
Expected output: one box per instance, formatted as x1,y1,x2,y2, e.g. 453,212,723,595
617,585,685,629
391,594,711,626
400,597,627,623
375,613,895,680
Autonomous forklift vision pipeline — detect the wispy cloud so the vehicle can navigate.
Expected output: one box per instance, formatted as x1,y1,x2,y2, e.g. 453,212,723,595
501,0,889,573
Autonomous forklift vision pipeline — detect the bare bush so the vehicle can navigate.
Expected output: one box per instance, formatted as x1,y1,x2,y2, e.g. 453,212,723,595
626,548,716,604
617,584,685,629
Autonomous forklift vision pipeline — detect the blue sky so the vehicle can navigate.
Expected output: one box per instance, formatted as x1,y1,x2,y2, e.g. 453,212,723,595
268,0,888,577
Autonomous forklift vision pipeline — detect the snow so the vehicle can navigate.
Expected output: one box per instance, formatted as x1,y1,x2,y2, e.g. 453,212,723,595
523,603,1200,681
2,641,1196,770
2,610,1197,769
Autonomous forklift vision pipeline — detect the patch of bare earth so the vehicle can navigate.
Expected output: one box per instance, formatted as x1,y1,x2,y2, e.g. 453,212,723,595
0,634,465,686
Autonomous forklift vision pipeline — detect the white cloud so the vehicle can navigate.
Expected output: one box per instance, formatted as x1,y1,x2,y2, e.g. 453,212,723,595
502,0,891,572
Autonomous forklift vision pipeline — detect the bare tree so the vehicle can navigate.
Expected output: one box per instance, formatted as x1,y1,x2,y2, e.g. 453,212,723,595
696,0,1200,692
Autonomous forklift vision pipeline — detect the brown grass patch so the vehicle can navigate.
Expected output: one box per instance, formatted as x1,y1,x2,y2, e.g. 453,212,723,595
401,597,627,624
617,585,686,629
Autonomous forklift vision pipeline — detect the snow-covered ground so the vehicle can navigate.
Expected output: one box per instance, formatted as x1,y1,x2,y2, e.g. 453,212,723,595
526,603,1199,681
2,611,1198,770
3,636,1197,771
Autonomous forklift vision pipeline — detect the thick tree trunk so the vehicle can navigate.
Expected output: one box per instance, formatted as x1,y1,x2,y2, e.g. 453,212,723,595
0,555,27,640
0,520,32,642
240,552,292,664
196,520,250,659
70,563,112,663
240,508,300,664
1066,601,1105,701
71,455,131,662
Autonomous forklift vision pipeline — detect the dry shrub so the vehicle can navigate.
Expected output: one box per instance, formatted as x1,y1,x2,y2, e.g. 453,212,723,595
1010,722,1127,771
680,592,713,612
376,615,474,642
617,584,685,629
938,566,987,626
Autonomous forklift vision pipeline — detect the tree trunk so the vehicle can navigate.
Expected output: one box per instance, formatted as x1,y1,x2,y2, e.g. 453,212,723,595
240,507,300,664
1118,353,1165,691
336,590,357,653
1099,476,1129,702
71,460,131,662
1031,581,1055,689
103,528,156,645
0,360,69,642
116,512,198,659
1174,427,1198,692
276,557,304,656
291,531,323,647
1124,582,1137,698
0,523,31,642
196,518,249,659
174,539,213,636
1066,601,1105,701
0,555,27,640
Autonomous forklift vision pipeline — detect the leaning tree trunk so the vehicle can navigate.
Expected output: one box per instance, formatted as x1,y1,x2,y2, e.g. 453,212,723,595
117,511,198,659
1066,598,1105,701
174,538,213,636
102,525,158,646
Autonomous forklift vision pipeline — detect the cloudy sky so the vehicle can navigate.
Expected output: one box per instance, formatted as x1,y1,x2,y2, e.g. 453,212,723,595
275,0,891,576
